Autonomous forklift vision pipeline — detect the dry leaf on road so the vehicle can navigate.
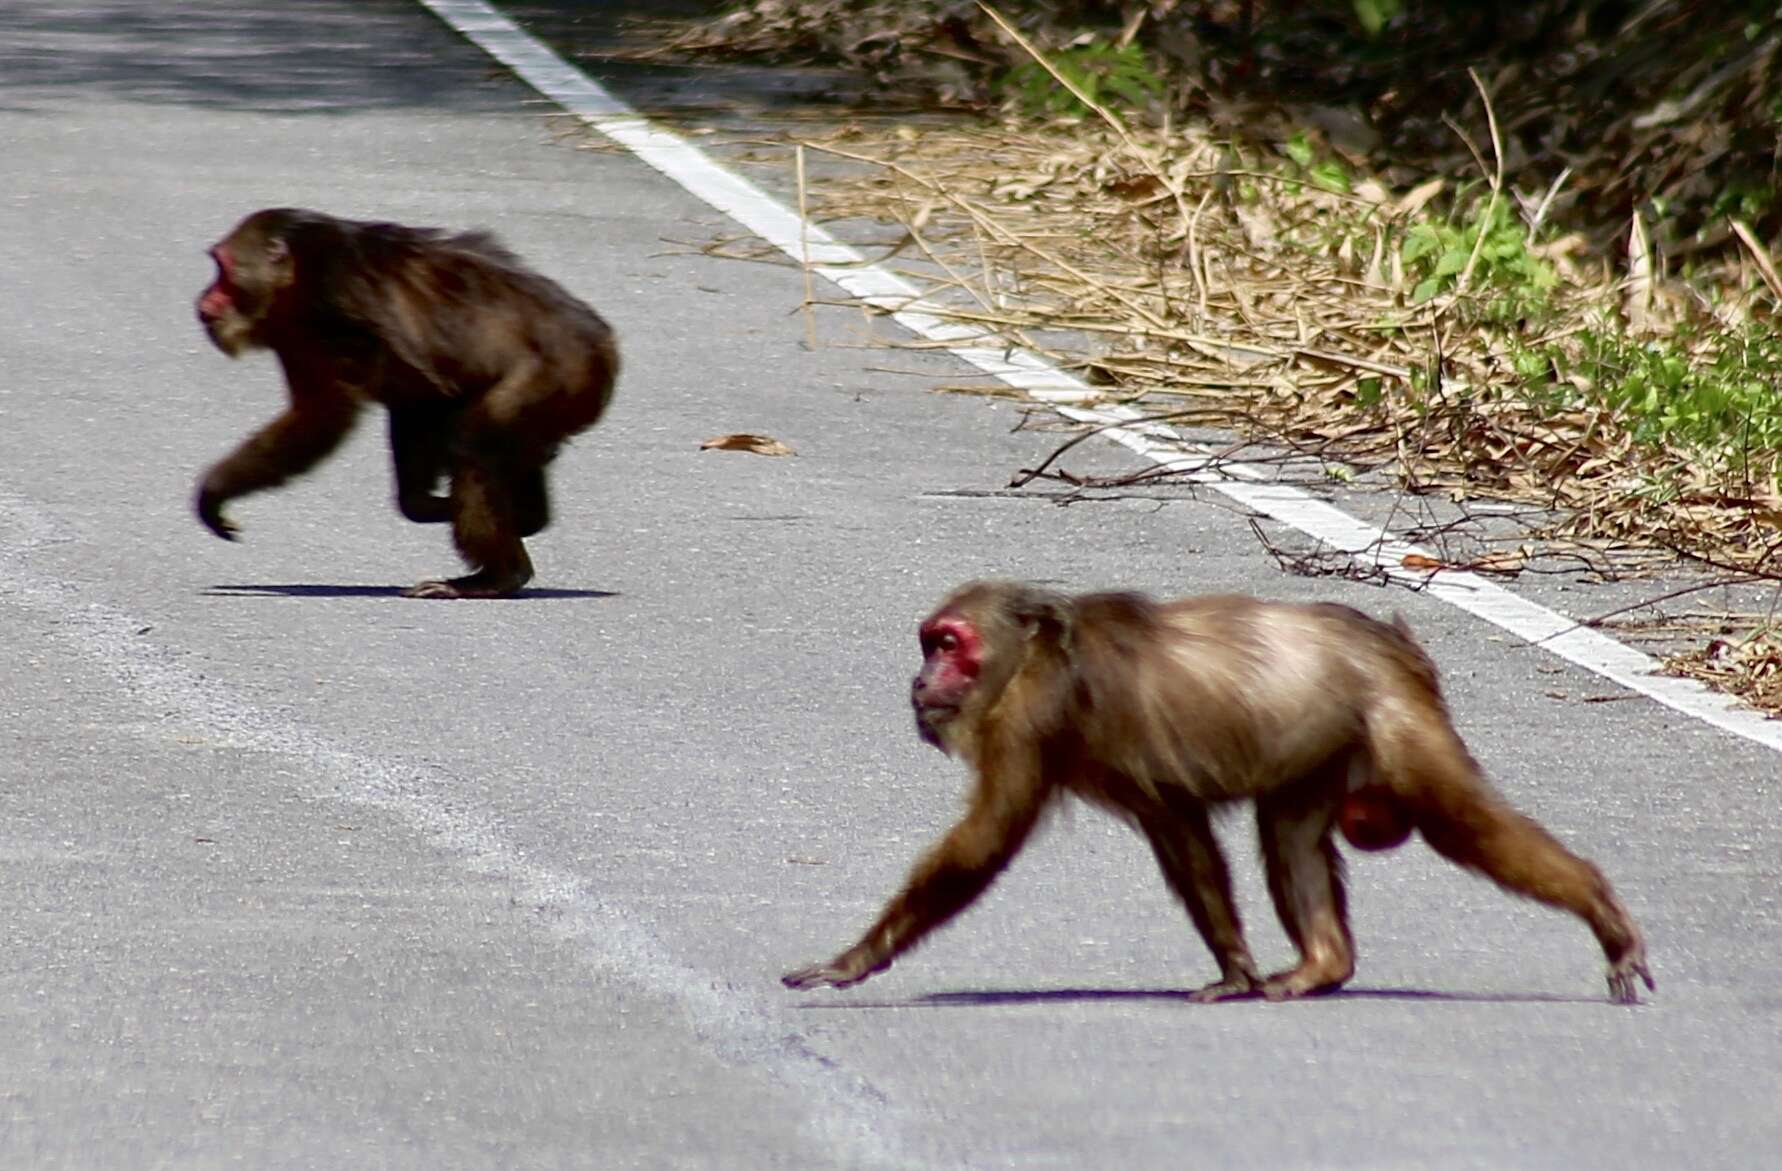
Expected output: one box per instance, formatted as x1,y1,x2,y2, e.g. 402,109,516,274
700,433,795,456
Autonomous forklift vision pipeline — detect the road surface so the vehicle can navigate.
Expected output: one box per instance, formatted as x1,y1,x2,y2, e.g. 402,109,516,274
2,2,1777,1168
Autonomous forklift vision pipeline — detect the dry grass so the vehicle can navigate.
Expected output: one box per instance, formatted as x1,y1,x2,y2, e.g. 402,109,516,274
1667,633,1782,714
784,116,1782,551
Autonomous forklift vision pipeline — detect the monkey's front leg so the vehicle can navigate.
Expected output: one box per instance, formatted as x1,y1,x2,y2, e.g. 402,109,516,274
783,769,1048,991
197,398,358,540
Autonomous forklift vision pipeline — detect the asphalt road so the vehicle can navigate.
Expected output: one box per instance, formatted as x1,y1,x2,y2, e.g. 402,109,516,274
2,3,1778,1168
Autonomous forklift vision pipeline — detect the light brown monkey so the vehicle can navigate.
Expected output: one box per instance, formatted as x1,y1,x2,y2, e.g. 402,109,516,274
783,582,1653,1004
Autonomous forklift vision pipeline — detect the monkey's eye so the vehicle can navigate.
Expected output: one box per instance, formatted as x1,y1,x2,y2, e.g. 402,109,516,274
935,632,958,652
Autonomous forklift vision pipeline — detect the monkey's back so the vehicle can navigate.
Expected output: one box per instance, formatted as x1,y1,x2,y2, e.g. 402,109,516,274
371,233,615,405
1068,592,1442,801
287,213,619,427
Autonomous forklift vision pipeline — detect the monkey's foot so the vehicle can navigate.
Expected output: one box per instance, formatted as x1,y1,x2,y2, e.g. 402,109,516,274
403,567,531,599
1607,950,1655,1005
1261,965,1351,1001
1189,974,1262,1003
1188,960,1262,1003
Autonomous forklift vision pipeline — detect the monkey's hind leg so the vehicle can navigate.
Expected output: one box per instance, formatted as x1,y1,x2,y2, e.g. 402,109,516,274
1388,723,1654,1004
405,456,534,599
513,464,550,538
1255,776,1355,1000
390,407,456,525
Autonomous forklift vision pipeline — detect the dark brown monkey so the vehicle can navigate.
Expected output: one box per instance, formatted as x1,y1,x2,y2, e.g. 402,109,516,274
193,208,618,597
783,582,1653,1004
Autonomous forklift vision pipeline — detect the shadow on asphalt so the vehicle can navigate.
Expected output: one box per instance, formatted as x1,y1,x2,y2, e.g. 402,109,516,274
0,1,525,113
0,0,872,119
793,986,1607,1008
205,583,618,600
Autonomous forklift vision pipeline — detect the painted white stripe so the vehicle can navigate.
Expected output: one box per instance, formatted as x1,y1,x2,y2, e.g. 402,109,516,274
418,0,1782,761
0,501,918,1171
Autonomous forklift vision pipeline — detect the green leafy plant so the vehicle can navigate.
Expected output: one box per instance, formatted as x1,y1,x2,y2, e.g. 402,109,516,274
999,40,1163,118
1352,0,1403,36
1516,323,1782,477
1279,131,1352,194
1400,196,1557,312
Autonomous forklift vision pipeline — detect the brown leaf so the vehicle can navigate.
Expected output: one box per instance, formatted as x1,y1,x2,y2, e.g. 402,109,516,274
1400,553,1445,570
700,433,796,457
1103,174,1163,201
1465,550,1527,576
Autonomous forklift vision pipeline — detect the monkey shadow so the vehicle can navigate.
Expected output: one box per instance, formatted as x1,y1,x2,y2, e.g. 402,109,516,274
204,583,619,600
797,986,1603,1009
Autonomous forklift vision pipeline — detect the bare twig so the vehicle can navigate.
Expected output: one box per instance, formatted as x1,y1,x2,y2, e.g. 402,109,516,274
796,144,818,350
1731,218,1782,303
1456,67,1505,295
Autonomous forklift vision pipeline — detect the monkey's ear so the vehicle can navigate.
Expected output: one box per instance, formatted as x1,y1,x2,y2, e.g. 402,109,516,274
1013,591,1073,649
264,235,297,288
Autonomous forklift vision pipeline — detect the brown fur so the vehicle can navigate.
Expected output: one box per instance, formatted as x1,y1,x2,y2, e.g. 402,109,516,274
193,208,618,597
783,581,1653,1004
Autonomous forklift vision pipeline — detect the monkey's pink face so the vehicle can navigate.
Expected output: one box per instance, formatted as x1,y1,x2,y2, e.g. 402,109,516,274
911,612,982,749
197,244,256,357
196,233,290,358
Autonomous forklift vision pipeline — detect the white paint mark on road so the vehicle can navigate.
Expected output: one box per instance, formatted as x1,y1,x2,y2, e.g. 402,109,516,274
0,492,934,1171
416,0,1782,758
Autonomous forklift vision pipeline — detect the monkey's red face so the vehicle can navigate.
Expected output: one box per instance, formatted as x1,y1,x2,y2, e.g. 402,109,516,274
197,244,256,358
912,612,982,749
196,246,235,321
196,231,290,358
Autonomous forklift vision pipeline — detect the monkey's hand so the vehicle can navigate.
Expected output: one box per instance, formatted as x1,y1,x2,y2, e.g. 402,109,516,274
1607,946,1655,1005
196,484,240,541
781,948,889,991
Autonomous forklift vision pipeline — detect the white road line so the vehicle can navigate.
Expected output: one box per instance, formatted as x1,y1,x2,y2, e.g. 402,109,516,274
0,490,929,1171
418,0,1782,760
